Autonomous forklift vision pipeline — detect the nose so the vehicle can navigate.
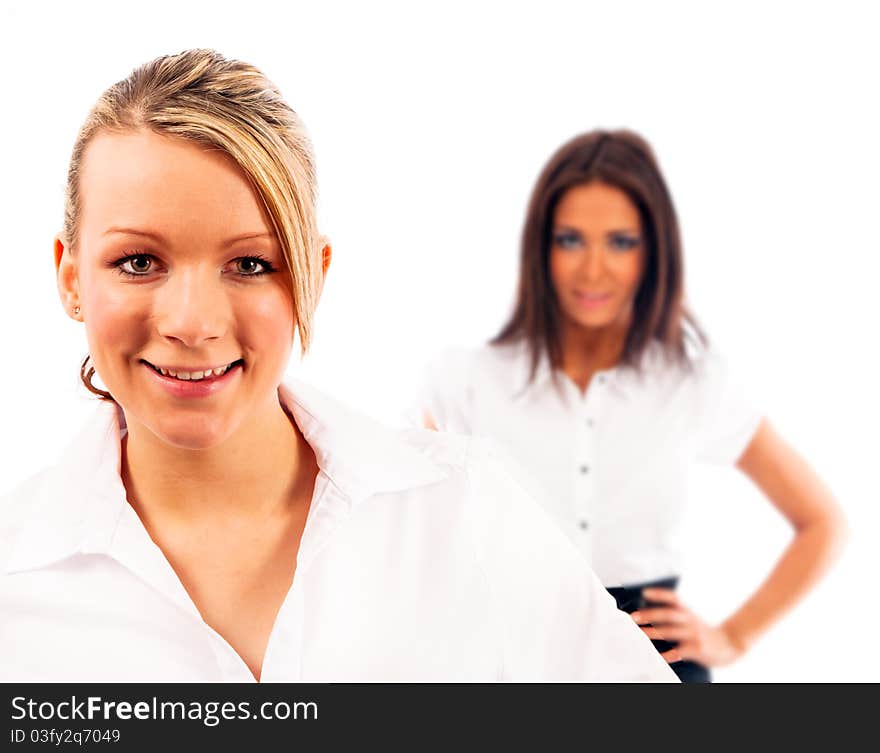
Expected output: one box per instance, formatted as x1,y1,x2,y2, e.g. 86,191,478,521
154,266,229,347
579,247,605,283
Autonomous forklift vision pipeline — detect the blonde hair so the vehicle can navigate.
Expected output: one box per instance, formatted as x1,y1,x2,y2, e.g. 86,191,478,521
66,49,321,399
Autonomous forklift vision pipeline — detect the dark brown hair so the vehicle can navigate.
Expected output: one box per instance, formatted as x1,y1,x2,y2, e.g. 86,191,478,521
492,129,705,381
81,355,113,400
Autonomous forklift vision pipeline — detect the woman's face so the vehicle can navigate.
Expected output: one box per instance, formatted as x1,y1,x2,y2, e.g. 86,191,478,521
56,129,300,450
549,181,645,333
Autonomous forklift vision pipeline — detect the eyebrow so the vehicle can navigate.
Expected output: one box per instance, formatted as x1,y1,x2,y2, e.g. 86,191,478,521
102,227,276,247
552,225,641,235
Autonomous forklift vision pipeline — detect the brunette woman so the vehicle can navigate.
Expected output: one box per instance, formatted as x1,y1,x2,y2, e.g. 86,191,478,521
418,130,847,682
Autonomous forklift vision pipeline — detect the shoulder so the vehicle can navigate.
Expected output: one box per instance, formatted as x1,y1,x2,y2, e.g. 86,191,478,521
414,343,529,430
0,467,54,570
392,424,472,478
684,342,750,405
422,342,529,391
390,427,561,535
396,428,529,488
425,343,495,379
286,378,561,535
0,467,53,527
390,426,515,496
414,431,581,564
687,340,730,377
635,338,730,390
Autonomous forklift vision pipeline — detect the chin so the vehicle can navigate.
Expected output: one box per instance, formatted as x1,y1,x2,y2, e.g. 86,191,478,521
568,312,619,330
151,414,234,451
561,298,631,332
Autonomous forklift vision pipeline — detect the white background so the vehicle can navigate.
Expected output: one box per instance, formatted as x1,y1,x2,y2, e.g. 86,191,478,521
0,0,877,681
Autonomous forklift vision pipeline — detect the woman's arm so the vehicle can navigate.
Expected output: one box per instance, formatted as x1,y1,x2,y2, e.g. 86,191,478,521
720,417,848,651
633,418,848,665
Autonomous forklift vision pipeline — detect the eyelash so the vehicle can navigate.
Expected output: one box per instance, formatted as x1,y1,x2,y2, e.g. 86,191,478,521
552,234,640,252
609,236,640,251
111,253,277,279
553,233,582,250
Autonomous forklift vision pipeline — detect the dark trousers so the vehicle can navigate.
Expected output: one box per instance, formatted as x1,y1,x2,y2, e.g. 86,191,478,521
606,576,711,683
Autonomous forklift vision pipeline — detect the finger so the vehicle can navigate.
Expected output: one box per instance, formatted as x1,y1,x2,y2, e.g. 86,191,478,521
641,588,679,605
643,625,692,642
664,641,700,663
641,626,667,640
660,647,683,663
631,607,689,625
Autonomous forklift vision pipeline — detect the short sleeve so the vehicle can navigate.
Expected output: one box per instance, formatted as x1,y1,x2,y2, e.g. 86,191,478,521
464,439,678,682
409,347,477,434
694,347,765,465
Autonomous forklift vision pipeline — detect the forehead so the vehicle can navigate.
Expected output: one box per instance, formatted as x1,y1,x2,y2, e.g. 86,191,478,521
554,182,640,228
78,129,273,240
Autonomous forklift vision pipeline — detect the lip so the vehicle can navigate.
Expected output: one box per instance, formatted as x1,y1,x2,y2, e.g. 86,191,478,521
141,359,243,399
573,291,613,309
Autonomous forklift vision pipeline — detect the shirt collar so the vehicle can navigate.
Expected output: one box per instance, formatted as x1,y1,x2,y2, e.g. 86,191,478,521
279,379,448,500
508,339,666,404
4,379,448,575
507,342,554,403
3,399,127,574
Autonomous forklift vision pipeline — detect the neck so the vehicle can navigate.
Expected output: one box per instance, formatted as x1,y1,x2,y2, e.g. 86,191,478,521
120,393,316,525
559,318,629,373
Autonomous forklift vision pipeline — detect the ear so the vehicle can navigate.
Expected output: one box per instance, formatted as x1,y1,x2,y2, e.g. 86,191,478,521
55,235,82,321
321,237,332,277
317,236,332,297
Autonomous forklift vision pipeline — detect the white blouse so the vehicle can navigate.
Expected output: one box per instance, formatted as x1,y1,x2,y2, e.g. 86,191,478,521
0,379,676,682
416,341,764,588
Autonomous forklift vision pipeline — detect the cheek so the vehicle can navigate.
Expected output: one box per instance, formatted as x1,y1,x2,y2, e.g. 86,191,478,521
80,273,152,361
549,250,574,291
237,286,296,357
612,252,644,294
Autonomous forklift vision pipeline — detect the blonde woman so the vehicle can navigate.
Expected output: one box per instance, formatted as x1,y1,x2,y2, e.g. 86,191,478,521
0,51,676,682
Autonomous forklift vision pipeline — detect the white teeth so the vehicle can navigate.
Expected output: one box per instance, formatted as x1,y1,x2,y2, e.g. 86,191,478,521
153,362,235,381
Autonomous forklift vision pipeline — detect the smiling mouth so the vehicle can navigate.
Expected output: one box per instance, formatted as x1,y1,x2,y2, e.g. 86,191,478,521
141,359,244,381
575,291,612,300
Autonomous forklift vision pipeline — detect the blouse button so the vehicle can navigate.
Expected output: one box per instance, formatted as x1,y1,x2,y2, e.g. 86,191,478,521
579,465,589,474
585,418,594,428
579,520,589,531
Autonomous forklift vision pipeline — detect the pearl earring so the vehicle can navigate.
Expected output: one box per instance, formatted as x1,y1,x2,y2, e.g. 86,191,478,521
74,306,80,315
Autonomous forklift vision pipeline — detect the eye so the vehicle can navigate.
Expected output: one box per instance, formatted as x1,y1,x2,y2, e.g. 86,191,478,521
115,254,156,277
230,256,275,276
552,231,583,250
609,234,641,252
